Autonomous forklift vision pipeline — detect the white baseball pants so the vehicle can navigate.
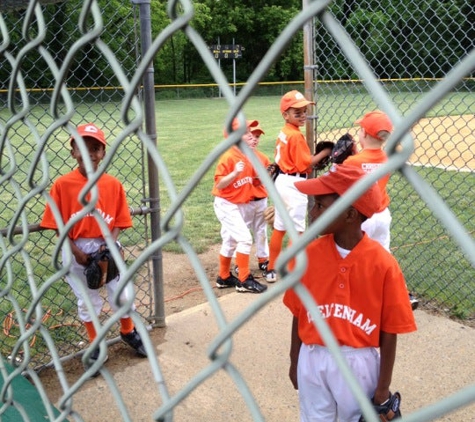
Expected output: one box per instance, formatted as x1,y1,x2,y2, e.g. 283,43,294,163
298,344,380,422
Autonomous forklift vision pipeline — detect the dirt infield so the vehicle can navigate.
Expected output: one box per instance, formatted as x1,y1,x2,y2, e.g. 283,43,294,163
409,114,475,171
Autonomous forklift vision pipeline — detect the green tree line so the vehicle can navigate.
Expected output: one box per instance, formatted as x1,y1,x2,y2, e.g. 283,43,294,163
0,0,473,90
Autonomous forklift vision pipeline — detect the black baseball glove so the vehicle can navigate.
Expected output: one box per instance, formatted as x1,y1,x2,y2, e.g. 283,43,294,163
267,162,280,182
331,133,356,164
314,140,335,170
84,243,124,289
359,392,402,422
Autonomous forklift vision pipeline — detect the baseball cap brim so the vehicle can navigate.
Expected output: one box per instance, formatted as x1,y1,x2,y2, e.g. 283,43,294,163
294,178,335,196
294,164,382,218
72,123,107,146
289,99,314,109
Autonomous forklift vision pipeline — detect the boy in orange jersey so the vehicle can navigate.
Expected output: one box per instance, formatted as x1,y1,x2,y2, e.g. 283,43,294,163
41,123,147,375
233,120,271,276
345,110,393,250
212,119,267,293
265,90,332,283
283,164,416,421
344,110,418,309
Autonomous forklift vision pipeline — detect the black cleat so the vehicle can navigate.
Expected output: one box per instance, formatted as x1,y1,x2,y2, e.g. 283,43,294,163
216,273,239,288
121,328,147,357
236,274,267,293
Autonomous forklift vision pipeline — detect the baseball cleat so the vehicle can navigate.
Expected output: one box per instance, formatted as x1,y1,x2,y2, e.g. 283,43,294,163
409,293,419,311
265,269,277,283
258,260,269,275
236,274,267,293
84,347,109,378
121,328,147,357
216,273,239,288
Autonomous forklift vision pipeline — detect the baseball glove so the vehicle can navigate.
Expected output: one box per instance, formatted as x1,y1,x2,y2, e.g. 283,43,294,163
84,243,124,290
267,163,280,182
359,392,402,422
263,205,275,226
331,133,356,164
314,140,335,170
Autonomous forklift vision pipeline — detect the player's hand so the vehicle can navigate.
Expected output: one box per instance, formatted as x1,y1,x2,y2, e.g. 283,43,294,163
234,161,245,174
74,250,90,266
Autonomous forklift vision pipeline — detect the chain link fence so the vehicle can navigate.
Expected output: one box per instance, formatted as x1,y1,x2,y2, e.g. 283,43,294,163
0,0,474,421
0,0,154,370
310,2,474,321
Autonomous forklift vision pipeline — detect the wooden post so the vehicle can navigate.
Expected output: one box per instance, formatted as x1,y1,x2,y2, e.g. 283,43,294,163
302,0,316,157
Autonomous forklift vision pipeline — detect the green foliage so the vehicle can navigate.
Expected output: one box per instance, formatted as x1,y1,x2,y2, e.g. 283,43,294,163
1,0,472,88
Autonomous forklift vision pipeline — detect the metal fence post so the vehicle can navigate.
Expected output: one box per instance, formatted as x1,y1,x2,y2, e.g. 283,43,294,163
131,0,166,327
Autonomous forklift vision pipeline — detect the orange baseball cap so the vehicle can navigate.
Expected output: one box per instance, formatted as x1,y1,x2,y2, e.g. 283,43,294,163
280,90,315,113
72,123,107,146
294,164,382,218
223,118,258,138
354,110,393,141
249,120,265,135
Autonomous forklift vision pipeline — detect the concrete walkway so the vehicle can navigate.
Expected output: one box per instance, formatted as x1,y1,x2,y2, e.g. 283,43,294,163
68,291,475,421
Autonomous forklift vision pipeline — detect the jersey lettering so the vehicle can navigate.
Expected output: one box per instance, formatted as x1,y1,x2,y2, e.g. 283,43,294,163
307,303,377,335
233,176,253,188
70,209,114,224
278,131,288,145
361,163,382,173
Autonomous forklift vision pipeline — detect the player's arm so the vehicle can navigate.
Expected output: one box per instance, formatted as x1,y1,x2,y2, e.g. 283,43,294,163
68,237,90,266
311,148,332,168
373,331,397,404
215,160,245,190
289,316,302,390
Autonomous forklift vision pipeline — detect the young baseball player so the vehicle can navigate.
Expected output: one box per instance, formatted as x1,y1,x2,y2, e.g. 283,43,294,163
345,110,419,309
40,123,147,374
234,120,271,276
344,110,393,250
283,163,417,421
212,119,267,293
265,90,332,283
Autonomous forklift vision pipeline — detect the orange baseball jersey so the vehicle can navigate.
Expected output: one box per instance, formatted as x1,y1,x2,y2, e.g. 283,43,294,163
212,146,256,204
344,149,390,210
275,123,312,174
283,234,416,347
252,149,271,199
41,168,133,239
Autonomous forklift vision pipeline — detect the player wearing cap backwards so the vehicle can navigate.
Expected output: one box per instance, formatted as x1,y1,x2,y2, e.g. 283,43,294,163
345,110,419,309
212,119,267,293
41,123,147,376
283,163,417,421
265,90,332,283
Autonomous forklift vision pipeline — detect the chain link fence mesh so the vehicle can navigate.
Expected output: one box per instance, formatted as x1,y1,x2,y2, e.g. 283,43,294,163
310,2,475,321
0,0,153,370
0,0,474,421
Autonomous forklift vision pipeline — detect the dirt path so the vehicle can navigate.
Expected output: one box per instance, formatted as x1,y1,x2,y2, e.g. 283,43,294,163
409,114,475,171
